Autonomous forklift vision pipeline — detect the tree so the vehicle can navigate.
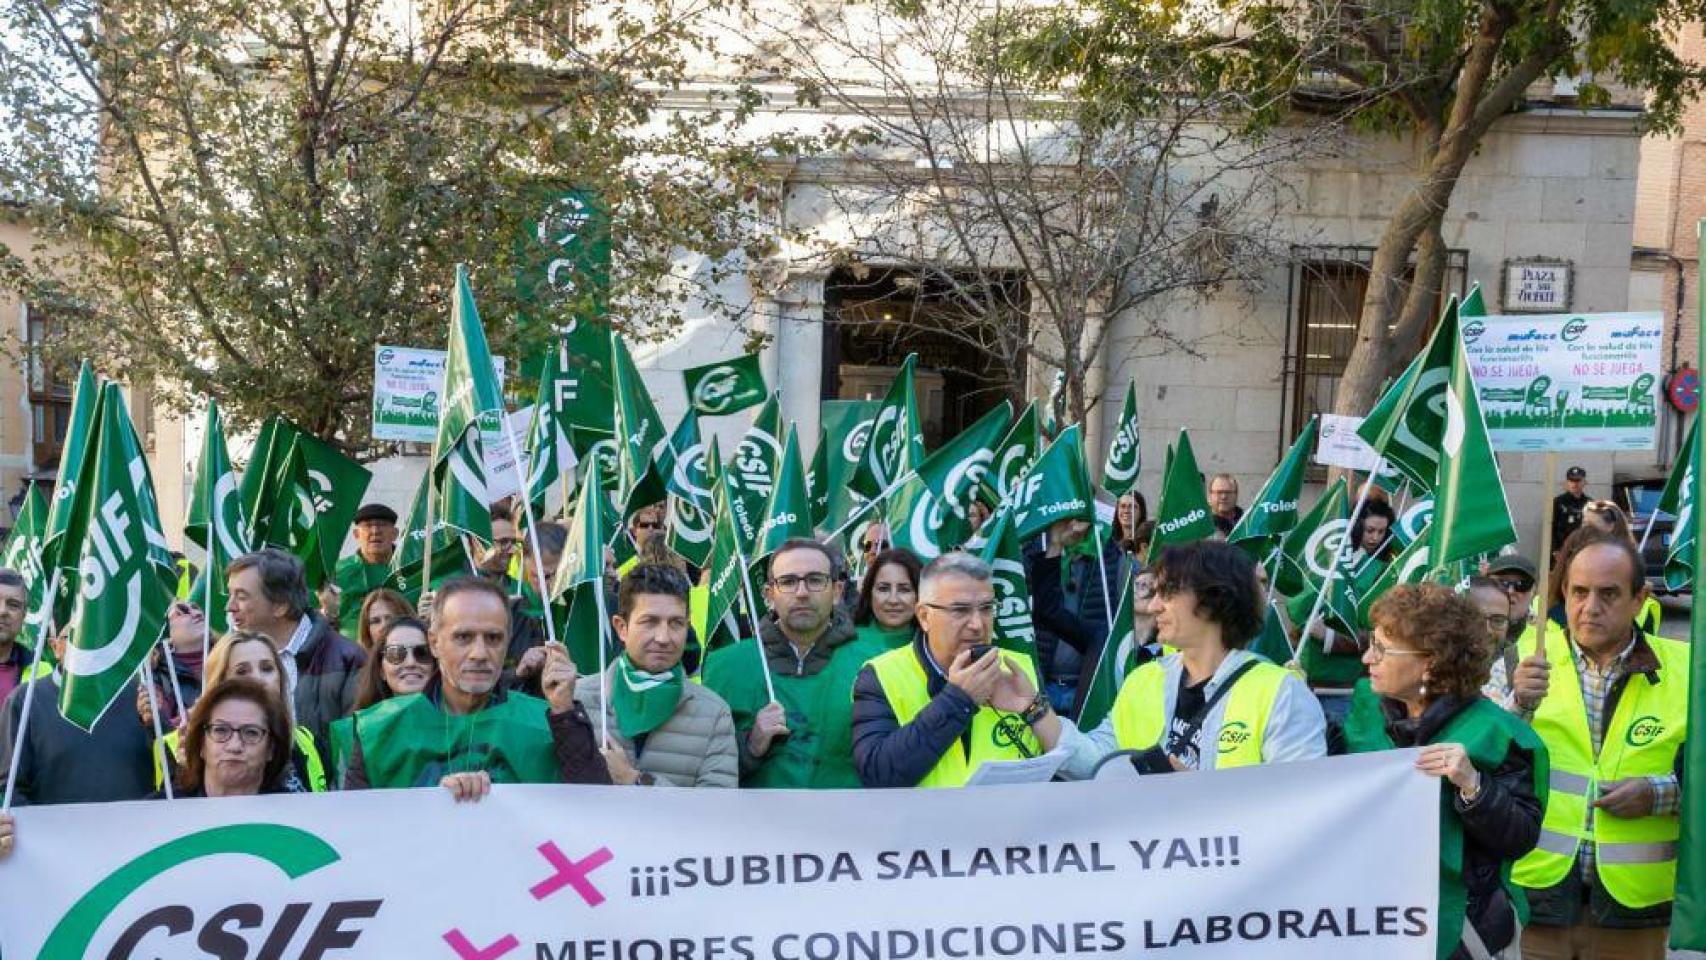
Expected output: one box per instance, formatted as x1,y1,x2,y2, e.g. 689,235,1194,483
745,0,1311,423
0,0,774,451
1007,0,1706,417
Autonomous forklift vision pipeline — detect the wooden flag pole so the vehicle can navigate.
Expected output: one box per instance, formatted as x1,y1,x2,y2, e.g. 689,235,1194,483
498,412,560,651
1532,453,1559,667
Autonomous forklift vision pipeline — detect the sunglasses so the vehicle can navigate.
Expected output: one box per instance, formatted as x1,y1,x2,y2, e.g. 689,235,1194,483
1492,576,1535,594
382,644,433,666
632,521,663,531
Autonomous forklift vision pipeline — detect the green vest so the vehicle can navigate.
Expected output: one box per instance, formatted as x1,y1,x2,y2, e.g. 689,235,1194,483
1343,681,1549,959
1108,656,1289,769
701,633,890,788
855,621,915,652
1284,590,1366,688
337,689,562,789
334,555,393,637
156,725,328,793
866,645,1040,788
1511,628,1688,908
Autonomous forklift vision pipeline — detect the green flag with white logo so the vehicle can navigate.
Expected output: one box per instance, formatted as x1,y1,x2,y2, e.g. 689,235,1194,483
1428,302,1518,566
725,394,784,552
1076,565,1142,730
1,482,49,652
522,336,577,517
703,478,751,650
1391,495,1435,549
665,421,717,569
683,353,767,417
1357,298,1462,494
1276,477,1352,598
387,468,472,603
820,400,883,532
849,354,924,503
983,402,1043,509
884,473,965,562
1355,529,1439,629
1229,417,1319,559
887,402,1014,559
1666,448,1696,591
754,429,815,569
1147,430,1216,561
431,266,504,546
57,383,177,731
1101,380,1141,496
553,452,614,600
38,361,100,628
976,505,1041,675
1658,417,1698,520
611,333,669,517
241,417,372,589
1007,424,1096,542
185,400,250,635
808,425,832,530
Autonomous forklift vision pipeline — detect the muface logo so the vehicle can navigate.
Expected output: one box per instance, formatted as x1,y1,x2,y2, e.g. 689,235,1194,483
43,823,380,959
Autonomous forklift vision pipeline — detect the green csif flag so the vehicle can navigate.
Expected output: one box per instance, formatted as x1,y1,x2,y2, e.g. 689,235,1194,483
849,354,924,504
889,402,1015,559
387,469,472,602
1427,301,1518,566
725,394,784,552
553,452,613,600
1076,564,1143,731
1665,436,1697,591
683,353,768,417
1,482,50,651
431,265,504,546
984,402,1043,509
754,428,815,569
976,505,1041,676
665,420,718,569
57,384,177,731
1007,424,1096,542
610,332,669,517
1148,430,1215,561
1672,219,1706,951
1229,417,1319,560
703,478,752,651
185,400,250,634
1275,478,1352,598
240,417,372,589
38,361,101,628
1101,379,1141,496
1357,298,1464,494
820,400,883,532
521,336,577,517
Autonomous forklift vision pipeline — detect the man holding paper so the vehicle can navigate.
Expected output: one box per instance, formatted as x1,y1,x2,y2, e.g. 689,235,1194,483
851,553,1062,788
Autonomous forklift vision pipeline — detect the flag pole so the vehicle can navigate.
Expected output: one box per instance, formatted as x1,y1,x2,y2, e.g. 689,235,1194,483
1532,453,1559,659
1298,477,1374,654
1090,523,1116,633
421,464,439,601
734,545,779,703
4,571,59,812
140,662,173,800
202,559,214,662
592,573,613,750
1672,217,1706,950
498,414,559,650
158,641,188,731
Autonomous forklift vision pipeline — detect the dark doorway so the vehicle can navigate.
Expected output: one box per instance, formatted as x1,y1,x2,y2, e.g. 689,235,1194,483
822,266,1026,449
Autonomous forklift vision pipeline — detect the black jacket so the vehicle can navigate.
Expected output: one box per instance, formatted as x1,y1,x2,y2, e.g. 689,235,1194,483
1381,694,1543,957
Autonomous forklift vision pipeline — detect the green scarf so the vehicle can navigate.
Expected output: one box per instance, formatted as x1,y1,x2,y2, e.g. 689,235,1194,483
611,655,684,739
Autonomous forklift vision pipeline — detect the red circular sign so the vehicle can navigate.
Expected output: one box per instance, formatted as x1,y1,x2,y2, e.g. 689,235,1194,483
1668,366,1700,413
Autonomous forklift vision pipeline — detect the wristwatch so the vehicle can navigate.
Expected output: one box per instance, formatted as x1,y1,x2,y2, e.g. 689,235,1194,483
1021,693,1051,726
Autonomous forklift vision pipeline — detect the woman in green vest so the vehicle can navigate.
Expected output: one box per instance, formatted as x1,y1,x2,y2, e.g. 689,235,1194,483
852,549,922,650
1343,584,1548,960
152,632,328,793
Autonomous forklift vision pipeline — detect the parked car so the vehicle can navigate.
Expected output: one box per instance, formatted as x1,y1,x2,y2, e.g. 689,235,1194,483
1613,476,1680,596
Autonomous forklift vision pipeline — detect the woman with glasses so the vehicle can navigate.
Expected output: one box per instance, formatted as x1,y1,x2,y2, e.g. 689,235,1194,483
350,617,435,710
1056,541,1325,778
353,588,414,656
852,549,923,650
151,632,328,793
162,677,297,798
1343,584,1545,960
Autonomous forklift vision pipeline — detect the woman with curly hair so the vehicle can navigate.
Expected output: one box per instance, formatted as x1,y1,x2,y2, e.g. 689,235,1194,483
1343,584,1547,960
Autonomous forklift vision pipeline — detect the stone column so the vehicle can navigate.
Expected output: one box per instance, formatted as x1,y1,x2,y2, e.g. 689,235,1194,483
764,271,827,441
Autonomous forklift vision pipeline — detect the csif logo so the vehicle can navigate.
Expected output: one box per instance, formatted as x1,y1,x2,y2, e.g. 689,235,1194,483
376,348,396,365
691,366,743,414
1217,721,1251,754
1626,716,1665,747
42,823,380,959
1561,318,1589,343
1461,319,1486,344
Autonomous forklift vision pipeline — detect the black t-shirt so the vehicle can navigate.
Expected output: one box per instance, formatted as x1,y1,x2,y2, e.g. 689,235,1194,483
1164,674,1211,770
1552,491,1588,550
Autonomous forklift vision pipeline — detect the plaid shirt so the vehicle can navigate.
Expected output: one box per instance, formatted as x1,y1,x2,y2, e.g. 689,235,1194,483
1489,629,1681,884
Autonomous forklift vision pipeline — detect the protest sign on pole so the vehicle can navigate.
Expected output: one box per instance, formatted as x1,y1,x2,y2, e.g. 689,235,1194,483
0,752,1439,960
373,346,508,444
1459,311,1664,452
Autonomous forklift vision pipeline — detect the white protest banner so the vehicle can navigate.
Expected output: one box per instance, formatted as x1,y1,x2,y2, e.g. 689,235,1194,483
373,345,508,443
1314,414,1380,471
1460,312,1664,451
0,752,1438,960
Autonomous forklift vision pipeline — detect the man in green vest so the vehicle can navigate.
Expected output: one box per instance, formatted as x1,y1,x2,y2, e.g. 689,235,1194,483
333,502,399,637
1489,533,1688,959
336,576,607,794
702,538,888,787
1057,541,1324,777
851,552,1060,788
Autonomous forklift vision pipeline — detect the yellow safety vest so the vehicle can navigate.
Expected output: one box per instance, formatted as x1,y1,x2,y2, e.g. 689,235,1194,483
1511,627,1689,908
155,725,329,793
1109,657,1289,769
867,646,1040,788
1637,596,1662,638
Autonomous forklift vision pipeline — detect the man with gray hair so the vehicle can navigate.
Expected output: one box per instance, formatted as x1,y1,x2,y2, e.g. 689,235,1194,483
851,551,1061,787
226,547,365,750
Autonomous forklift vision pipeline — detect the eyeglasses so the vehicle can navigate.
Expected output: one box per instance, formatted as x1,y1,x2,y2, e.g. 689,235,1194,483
1483,614,1511,632
206,722,268,746
632,520,663,531
770,573,833,593
1133,581,1156,600
383,644,434,666
922,601,997,620
493,537,520,549
1366,640,1430,663
171,603,198,617
1492,577,1535,594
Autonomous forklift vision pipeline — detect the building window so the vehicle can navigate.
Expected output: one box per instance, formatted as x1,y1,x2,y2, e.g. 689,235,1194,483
25,304,75,471
1283,245,1468,461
